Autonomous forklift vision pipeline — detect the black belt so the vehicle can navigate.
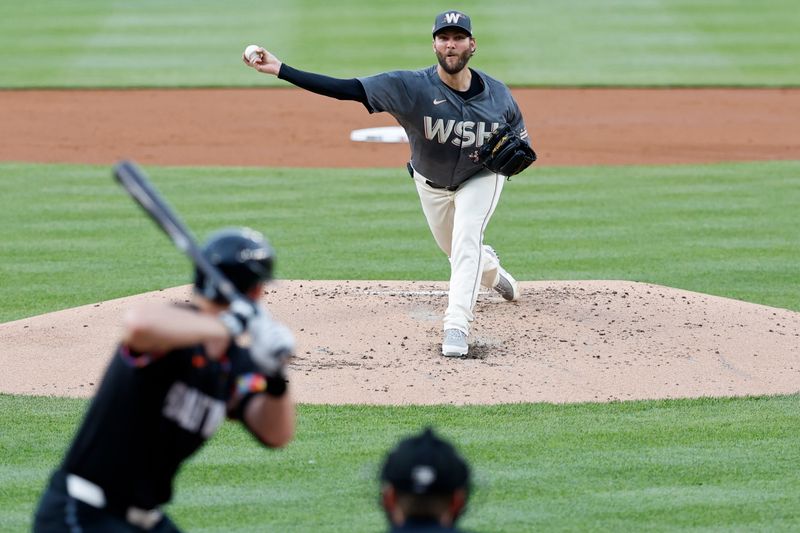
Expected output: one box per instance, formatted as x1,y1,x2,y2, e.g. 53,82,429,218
425,180,460,191
407,162,460,191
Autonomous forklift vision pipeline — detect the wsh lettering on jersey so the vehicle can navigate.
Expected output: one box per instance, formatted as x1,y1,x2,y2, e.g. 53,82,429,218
162,381,226,438
424,117,499,147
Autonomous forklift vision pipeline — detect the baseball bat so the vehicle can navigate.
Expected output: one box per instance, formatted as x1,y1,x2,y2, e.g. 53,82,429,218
113,160,249,309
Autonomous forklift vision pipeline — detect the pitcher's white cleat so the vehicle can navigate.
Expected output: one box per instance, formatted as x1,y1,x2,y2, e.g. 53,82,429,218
441,329,468,357
483,245,520,301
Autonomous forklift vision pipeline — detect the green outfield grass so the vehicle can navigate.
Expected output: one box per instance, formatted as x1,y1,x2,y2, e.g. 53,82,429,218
1,0,798,88
0,160,798,323
2,394,799,532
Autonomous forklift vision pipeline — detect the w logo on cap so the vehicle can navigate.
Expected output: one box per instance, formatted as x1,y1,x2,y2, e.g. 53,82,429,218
432,10,472,36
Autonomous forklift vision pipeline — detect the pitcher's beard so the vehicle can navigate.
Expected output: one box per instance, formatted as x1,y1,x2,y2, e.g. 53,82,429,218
436,49,472,75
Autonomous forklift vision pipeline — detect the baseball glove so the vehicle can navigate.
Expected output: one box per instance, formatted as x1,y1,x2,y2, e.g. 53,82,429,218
473,124,536,176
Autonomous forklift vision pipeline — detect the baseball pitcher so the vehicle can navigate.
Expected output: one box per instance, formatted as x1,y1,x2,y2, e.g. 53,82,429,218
244,10,536,357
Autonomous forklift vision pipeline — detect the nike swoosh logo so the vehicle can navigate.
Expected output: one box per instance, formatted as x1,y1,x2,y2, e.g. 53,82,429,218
433,98,446,105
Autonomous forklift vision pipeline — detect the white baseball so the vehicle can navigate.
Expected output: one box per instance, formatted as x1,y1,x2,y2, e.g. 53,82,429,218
244,45,262,63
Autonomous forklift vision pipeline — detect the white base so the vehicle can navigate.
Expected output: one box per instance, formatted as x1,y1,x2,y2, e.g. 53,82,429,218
349,126,408,143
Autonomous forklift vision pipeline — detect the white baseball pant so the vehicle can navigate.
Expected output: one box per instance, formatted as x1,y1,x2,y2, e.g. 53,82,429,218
412,168,505,335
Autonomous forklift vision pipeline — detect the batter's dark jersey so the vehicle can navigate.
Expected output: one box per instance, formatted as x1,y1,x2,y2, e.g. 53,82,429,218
59,328,265,510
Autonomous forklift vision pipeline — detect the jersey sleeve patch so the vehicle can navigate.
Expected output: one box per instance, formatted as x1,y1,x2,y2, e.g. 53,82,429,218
227,372,268,420
236,373,267,395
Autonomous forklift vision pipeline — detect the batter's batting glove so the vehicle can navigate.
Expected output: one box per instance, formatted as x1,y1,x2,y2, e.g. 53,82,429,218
218,299,257,338
219,302,295,378
246,307,295,378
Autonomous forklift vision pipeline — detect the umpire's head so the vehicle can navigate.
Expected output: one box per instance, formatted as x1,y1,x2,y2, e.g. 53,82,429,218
380,427,471,527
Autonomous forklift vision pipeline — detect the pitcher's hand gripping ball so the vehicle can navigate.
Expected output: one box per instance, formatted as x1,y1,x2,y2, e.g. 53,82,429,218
244,44,263,64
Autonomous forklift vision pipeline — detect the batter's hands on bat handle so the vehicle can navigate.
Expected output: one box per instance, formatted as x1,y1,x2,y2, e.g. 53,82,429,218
242,46,282,76
218,299,257,338
219,302,295,377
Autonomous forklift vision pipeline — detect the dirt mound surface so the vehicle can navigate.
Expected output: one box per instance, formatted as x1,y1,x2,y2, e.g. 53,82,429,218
2,280,798,404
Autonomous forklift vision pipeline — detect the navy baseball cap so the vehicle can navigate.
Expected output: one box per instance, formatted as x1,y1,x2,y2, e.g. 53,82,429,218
432,10,472,37
380,428,470,495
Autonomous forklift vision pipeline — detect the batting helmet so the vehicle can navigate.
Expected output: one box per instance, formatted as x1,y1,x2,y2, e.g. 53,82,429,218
194,227,275,304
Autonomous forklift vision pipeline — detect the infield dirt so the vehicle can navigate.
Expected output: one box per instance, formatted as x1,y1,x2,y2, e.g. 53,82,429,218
2,88,799,167
1,88,799,403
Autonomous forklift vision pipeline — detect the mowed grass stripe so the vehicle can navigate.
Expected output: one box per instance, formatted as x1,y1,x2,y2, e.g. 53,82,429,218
2,160,797,322
1,0,798,87
1,395,799,532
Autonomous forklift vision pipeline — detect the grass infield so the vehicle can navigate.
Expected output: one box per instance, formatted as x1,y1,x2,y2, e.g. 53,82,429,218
1,160,798,323
2,394,799,532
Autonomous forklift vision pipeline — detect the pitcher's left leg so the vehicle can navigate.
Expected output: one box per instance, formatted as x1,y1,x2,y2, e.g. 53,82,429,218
443,172,505,335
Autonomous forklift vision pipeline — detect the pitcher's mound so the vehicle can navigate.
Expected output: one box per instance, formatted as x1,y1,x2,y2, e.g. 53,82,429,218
1,280,798,404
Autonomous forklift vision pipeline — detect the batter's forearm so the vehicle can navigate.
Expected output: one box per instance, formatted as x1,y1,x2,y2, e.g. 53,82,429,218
122,304,230,356
278,64,368,104
244,392,295,448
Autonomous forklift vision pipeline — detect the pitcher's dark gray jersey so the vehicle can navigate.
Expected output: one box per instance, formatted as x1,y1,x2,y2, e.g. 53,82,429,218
359,65,529,189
